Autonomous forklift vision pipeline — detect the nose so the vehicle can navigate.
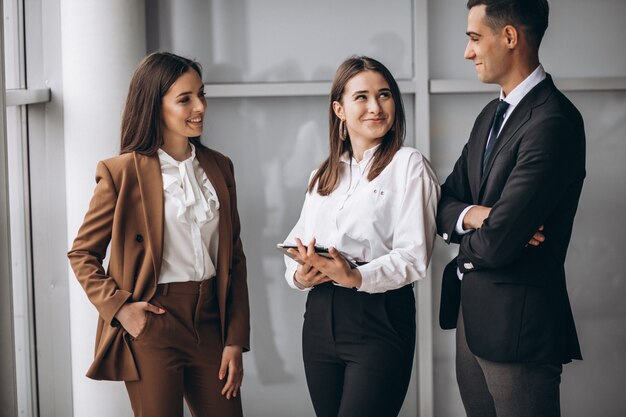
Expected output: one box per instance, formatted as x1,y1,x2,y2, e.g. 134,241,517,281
464,41,474,60
193,94,207,112
368,97,382,114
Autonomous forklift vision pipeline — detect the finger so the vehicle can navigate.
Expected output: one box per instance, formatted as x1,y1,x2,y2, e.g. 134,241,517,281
528,239,540,246
295,237,308,258
287,248,305,265
218,354,229,381
312,272,330,285
144,303,165,314
534,233,545,242
328,247,345,263
306,238,317,257
298,262,312,275
222,364,237,398
538,225,545,231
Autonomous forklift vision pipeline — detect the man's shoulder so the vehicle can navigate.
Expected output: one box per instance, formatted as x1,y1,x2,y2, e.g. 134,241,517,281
532,75,582,119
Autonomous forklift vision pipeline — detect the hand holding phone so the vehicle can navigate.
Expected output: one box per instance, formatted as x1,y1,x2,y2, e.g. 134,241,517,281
277,243,361,269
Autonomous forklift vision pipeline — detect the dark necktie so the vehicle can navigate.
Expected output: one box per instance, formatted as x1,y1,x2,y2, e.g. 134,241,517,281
482,99,510,172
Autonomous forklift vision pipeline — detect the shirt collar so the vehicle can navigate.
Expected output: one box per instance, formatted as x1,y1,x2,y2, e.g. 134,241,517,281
339,143,381,165
158,142,196,166
500,64,546,107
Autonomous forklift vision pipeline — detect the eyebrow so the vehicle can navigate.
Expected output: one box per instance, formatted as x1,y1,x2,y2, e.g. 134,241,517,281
176,87,205,98
351,87,391,97
466,31,481,37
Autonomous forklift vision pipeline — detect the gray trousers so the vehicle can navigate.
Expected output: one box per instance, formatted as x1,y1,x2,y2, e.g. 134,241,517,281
456,309,563,417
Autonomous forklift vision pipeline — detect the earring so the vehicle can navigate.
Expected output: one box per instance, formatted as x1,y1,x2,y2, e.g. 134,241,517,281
339,119,347,141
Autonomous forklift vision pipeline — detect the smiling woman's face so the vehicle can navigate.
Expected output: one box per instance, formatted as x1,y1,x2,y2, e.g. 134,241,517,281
160,69,206,144
333,70,395,147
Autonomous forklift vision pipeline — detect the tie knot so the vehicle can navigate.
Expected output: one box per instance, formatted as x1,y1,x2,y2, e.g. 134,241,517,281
495,100,510,118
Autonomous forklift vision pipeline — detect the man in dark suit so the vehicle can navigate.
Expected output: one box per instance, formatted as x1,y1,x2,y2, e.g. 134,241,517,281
437,1,585,416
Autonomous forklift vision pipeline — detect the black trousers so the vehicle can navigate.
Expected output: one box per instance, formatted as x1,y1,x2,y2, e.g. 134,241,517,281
302,282,416,417
456,308,563,417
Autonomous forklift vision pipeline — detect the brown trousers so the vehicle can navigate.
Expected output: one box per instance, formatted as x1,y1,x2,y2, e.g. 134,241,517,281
124,280,243,417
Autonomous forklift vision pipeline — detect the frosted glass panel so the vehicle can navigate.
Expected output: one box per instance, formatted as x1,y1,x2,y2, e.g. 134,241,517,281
3,0,21,88
146,0,413,83
430,94,488,417
201,95,415,417
429,91,626,417
429,0,626,79
559,91,626,417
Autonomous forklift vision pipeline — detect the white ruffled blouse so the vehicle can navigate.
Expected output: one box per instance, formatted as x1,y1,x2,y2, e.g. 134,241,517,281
157,144,220,283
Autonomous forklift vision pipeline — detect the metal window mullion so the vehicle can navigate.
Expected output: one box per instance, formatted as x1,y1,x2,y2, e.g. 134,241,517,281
0,0,19,415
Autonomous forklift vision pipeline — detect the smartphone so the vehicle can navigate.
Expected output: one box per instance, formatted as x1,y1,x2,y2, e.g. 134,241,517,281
276,243,361,268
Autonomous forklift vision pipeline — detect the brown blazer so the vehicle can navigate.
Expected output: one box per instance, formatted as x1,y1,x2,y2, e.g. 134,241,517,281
68,145,250,381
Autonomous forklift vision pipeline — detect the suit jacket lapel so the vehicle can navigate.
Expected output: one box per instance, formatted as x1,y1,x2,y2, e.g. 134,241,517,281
195,147,232,332
134,152,164,283
470,100,498,202
195,147,232,279
479,76,555,194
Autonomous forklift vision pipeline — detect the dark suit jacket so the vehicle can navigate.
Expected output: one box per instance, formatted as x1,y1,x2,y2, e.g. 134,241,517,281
437,75,584,364
68,144,250,380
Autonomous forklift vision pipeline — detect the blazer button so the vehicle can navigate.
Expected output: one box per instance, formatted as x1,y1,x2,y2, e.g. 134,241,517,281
463,262,474,270
442,233,449,241
136,234,144,243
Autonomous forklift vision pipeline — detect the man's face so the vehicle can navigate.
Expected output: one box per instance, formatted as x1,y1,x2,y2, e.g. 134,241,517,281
464,5,512,85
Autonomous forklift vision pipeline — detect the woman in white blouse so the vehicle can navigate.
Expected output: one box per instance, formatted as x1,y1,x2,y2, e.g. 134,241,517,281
283,56,440,417
68,52,249,417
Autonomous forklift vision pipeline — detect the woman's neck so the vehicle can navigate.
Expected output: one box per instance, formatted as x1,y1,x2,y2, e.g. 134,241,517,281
350,138,381,162
161,136,191,161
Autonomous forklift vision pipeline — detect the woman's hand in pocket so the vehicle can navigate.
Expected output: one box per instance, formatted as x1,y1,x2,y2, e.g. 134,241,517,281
115,301,165,338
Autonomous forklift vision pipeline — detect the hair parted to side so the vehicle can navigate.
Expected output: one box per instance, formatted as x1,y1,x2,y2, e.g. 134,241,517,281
467,0,549,50
120,52,203,155
308,56,405,195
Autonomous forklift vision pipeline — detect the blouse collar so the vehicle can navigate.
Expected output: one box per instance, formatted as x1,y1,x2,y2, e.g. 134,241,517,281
158,143,220,225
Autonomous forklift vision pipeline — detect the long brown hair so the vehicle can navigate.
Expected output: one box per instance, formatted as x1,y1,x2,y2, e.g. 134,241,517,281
120,52,203,155
308,56,405,195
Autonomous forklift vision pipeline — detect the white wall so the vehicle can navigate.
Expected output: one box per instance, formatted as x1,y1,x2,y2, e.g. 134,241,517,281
61,1,145,416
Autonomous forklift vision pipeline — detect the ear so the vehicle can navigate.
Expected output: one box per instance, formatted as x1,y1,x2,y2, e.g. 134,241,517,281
503,25,518,49
332,101,345,120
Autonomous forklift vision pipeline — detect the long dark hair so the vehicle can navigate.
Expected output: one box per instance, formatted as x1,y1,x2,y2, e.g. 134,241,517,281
308,56,405,195
120,52,203,155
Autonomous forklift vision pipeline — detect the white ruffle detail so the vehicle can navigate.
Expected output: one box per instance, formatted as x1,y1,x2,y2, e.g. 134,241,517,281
159,144,220,226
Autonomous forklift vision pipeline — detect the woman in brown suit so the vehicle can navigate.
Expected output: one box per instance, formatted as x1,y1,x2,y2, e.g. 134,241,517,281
68,52,249,417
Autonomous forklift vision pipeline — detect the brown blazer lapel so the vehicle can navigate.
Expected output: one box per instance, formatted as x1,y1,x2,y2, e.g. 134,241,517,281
195,147,233,335
133,152,164,282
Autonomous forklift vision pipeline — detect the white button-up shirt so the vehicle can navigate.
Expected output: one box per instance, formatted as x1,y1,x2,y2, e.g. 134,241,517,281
158,144,220,284
284,146,440,293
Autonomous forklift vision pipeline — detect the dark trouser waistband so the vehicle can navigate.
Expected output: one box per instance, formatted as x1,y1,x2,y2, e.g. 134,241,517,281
155,278,215,295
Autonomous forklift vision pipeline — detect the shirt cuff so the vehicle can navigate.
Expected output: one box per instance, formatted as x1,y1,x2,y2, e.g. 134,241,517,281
355,264,377,293
456,267,463,281
455,205,476,235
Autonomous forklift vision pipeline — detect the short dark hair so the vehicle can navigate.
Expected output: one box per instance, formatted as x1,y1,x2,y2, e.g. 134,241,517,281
467,0,549,50
309,56,405,195
120,52,203,155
